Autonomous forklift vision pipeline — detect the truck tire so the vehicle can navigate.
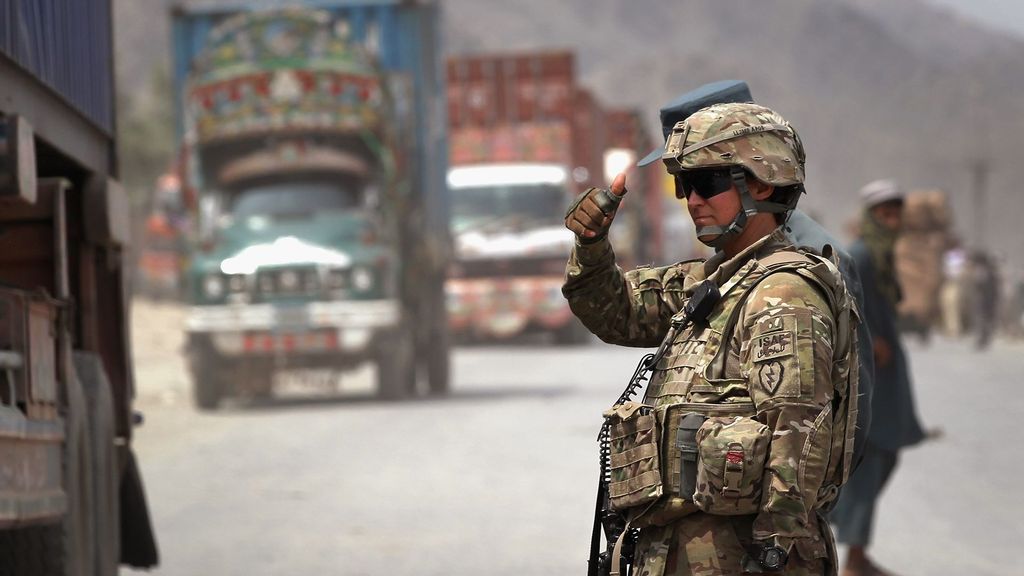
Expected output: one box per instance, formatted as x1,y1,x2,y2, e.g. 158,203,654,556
425,334,450,396
188,338,225,411
0,524,65,575
422,280,450,395
245,360,275,400
424,307,451,396
74,352,120,575
63,362,96,576
376,330,415,400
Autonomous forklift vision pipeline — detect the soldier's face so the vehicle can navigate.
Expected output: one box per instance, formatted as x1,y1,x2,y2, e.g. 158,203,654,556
686,181,741,240
683,172,773,242
870,200,904,232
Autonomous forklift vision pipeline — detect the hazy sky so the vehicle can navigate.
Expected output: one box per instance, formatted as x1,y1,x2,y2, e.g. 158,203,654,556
924,0,1024,38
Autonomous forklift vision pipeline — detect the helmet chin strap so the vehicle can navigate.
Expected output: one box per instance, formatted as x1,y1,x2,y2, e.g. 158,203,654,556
695,166,758,249
695,166,797,250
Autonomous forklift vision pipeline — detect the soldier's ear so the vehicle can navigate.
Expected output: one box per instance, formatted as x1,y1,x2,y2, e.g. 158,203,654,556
748,178,775,201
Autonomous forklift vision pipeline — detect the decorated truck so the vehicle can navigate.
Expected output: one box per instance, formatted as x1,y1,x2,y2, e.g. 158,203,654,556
172,2,450,407
445,52,660,342
0,1,159,574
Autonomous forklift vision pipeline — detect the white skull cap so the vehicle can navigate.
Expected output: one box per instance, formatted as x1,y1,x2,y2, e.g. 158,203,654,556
859,179,904,208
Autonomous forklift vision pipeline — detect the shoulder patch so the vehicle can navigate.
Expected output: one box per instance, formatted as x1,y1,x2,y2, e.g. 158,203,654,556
753,329,795,362
757,360,785,394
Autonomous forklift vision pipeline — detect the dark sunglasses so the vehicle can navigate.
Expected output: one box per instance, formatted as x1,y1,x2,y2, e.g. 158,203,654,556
674,169,735,200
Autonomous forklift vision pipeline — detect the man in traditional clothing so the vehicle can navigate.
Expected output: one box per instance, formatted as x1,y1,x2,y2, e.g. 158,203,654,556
830,179,926,576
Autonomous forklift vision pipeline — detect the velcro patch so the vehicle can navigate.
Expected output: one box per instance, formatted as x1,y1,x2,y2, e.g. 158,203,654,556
752,330,795,362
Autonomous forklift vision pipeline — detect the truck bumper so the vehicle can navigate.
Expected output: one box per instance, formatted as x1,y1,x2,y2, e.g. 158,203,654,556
185,299,400,357
446,277,572,338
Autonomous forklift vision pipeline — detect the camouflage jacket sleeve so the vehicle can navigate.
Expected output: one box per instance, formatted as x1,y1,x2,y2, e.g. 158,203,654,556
738,271,836,551
561,237,696,348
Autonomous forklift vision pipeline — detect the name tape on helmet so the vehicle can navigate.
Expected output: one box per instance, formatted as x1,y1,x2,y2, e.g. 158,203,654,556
662,122,792,172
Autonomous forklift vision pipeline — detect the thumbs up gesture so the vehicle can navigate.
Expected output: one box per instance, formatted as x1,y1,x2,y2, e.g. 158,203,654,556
564,173,628,243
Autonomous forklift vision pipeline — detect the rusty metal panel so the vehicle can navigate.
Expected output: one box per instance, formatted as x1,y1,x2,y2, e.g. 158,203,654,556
0,288,60,410
26,300,57,404
0,413,65,526
0,292,28,406
0,284,65,526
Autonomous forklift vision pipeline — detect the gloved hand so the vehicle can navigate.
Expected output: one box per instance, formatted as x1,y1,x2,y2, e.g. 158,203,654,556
564,173,628,243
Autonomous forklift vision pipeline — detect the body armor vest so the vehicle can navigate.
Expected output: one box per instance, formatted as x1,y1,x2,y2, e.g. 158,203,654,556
615,248,860,527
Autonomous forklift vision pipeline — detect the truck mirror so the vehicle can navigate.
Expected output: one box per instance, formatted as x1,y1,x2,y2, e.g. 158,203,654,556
0,115,38,205
198,195,222,243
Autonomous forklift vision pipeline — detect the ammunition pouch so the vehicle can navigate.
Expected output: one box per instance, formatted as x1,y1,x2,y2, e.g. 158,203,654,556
692,415,771,515
604,402,662,511
605,400,771,524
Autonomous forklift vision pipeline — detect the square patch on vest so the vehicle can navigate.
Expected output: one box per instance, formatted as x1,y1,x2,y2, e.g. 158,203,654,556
752,330,795,362
758,360,785,394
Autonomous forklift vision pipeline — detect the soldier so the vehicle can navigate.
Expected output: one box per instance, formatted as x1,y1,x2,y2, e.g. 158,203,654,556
565,103,859,575
830,180,926,576
638,82,873,471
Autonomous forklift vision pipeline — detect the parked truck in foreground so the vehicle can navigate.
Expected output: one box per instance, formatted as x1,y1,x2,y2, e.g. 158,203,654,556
444,52,661,342
0,1,159,573
172,1,450,407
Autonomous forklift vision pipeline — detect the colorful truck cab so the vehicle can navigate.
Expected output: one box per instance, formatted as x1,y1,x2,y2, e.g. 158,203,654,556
173,3,450,407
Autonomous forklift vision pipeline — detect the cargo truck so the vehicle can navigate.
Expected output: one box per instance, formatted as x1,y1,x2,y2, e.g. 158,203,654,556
444,52,659,342
0,1,159,573
171,2,450,407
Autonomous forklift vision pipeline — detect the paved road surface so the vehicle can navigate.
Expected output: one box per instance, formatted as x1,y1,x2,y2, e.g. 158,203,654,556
123,301,1023,576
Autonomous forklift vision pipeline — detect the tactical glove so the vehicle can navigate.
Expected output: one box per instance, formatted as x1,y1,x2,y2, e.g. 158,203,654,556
564,186,625,243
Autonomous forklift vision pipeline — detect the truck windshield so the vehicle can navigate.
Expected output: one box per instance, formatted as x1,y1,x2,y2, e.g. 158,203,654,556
451,184,566,232
230,181,362,219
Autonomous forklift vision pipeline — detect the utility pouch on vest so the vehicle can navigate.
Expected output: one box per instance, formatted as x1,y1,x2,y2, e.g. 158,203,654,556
603,401,663,511
693,416,771,516
675,413,706,500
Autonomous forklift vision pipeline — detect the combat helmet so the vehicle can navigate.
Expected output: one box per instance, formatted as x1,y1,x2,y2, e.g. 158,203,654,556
662,102,806,248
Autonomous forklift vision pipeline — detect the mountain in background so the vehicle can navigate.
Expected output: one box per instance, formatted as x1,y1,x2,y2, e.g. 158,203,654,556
114,0,1024,267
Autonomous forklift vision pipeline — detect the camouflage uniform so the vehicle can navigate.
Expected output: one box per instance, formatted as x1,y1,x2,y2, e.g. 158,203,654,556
565,104,857,575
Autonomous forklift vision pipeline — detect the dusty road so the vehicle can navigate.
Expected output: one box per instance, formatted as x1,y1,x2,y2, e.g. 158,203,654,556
124,300,1023,576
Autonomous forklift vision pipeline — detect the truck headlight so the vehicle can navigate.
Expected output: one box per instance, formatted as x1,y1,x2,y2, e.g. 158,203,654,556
351,266,374,292
203,274,226,299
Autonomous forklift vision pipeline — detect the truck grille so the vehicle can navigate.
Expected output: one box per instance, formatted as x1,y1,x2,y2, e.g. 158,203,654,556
255,267,322,299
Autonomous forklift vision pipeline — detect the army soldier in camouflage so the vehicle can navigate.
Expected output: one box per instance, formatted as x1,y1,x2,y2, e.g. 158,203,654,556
564,103,859,575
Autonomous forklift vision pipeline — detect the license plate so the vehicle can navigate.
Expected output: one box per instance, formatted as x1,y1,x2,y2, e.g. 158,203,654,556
490,313,525,335
275,305,309,328
244,330,338,353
